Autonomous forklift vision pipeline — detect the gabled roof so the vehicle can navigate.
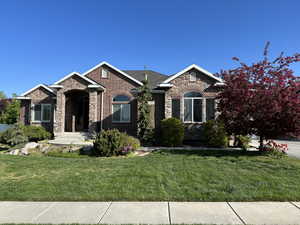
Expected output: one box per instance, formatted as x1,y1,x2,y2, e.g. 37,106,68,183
21,84,56,97
162,64,224,84
123,70,168,89
82,61,143,86
52,71,105,90
54,72,94,85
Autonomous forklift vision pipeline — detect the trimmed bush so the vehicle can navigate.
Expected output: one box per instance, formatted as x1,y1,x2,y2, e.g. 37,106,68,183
203,120,228,148
23,126,52,142
160,118,184,147
235,135,251,151
22,125,52,142
120,133,140,151
0,124,28,146
93,129,139,157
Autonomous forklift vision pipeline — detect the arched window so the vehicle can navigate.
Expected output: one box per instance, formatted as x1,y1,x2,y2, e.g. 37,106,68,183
112,95,131,122
184,92,202,98
184,91,203,123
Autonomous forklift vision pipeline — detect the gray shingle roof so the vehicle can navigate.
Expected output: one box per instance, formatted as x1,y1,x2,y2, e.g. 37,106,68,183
123,70,168,89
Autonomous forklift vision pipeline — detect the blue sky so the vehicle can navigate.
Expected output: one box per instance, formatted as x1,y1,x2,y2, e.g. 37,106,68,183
1,0,300,97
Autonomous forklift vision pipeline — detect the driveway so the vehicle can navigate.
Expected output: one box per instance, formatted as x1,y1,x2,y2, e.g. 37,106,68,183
252,139,300,159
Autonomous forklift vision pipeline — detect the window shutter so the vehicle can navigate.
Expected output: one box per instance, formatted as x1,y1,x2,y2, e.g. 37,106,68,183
206,99,215,120
172,99,181,119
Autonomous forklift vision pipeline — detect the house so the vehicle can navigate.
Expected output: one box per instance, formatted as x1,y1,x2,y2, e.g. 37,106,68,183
17,62,224,139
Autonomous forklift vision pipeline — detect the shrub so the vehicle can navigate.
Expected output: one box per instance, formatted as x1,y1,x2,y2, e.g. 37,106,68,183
0,124,28,146
120,133,140,151
93,129,122,157
261,140,288,158
22,125,52,142
93,129,138,157
160,118,184,147
203,120,228,148
235,135,251,151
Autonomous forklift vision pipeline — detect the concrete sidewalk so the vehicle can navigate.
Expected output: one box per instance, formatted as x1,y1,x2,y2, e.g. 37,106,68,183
0,202,300,224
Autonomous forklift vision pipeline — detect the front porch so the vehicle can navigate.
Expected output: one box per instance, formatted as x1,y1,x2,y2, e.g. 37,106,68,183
50,72,105,135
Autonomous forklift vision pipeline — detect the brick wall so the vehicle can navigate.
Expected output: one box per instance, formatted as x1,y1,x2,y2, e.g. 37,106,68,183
21,87,56,132
86,65,140,136
164,68,221,140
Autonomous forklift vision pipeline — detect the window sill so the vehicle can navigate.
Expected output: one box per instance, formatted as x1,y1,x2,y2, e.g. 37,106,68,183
112,121,131,124
31,121,51,124
183,121,205,124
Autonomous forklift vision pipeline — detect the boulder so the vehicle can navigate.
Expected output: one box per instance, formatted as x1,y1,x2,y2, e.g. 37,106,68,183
9,149,20,155
20,142,39,155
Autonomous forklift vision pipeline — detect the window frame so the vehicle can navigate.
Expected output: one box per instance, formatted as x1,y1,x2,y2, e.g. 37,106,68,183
182,92,215,123
112,95,131,123
183,96,203,123
31,104,52,123
101,68,108,78
190,71,197,82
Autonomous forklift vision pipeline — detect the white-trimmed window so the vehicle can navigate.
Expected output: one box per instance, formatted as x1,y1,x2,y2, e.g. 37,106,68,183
190,71,197,81
112,95,131,123
183,92,216,123
102,69,108,78
32,104,51,122
184,92,202,123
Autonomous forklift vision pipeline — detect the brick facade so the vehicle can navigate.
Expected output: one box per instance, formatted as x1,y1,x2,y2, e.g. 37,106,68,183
164,68,220,140
20,87,56,131
18,63,221,138
86,65,140,136
165,68,219,119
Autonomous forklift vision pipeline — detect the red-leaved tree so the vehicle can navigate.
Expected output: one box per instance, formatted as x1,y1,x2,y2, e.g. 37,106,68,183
217,42,300,149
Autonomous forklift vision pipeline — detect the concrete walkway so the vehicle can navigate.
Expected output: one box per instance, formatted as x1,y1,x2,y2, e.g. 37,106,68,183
1,201,300,224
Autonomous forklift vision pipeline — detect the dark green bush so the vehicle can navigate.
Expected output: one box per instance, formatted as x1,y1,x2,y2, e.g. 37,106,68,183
22,125,52,142
93,129,138,157
0,124,28,146
235,135,251,151
160,118,184,147
203,120,228,148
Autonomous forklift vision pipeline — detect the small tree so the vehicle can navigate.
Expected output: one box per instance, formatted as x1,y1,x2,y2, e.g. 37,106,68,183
137,78,153,145
0,94,20,124
218,42,300,150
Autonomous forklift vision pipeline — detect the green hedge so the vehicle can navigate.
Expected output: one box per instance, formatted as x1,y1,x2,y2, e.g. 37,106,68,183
22,125,52,142
203,120,228,148
160,118,184,147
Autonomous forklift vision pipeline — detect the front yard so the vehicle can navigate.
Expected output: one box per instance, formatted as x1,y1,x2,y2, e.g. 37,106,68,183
0,150,300,201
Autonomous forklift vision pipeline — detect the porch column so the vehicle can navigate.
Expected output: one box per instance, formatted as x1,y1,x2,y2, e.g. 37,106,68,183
202,98,206,122
165,93,172,119
54,89,65,133
88,89,98,133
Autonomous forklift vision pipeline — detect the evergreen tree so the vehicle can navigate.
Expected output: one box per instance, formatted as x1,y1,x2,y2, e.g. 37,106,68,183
137,78,153,145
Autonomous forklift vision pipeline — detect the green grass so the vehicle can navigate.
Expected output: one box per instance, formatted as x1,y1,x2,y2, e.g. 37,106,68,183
0,149,300,201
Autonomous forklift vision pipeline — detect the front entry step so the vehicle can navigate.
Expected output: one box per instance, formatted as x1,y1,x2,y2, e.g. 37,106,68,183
48,132,93,145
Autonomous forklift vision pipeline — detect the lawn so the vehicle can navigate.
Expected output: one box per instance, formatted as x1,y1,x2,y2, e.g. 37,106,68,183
0,150,300,201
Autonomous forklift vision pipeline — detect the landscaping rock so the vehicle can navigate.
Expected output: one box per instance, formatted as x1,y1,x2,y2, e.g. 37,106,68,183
21,142,39,155
39,144,51,153
9,149,20,155
24,142,39,151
